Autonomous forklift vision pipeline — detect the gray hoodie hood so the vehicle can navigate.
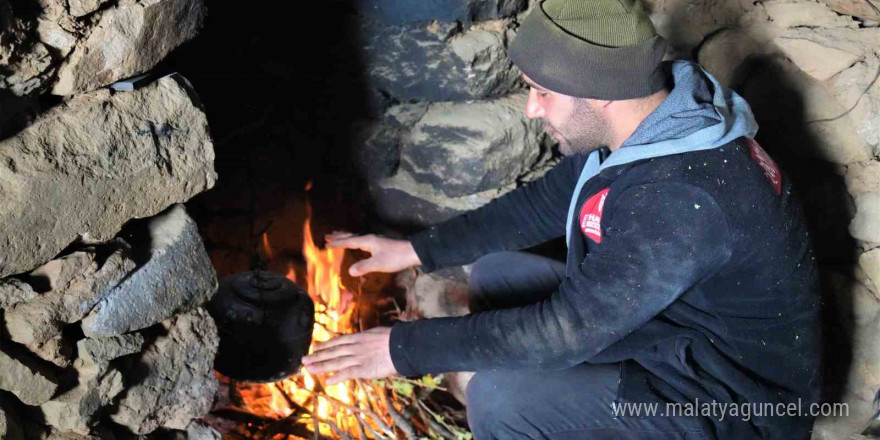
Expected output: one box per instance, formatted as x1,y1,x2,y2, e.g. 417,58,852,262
566,60,759,246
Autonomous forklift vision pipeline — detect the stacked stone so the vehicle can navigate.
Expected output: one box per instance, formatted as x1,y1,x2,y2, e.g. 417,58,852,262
354,0,554,228
0,73,220,440
0,0,220,436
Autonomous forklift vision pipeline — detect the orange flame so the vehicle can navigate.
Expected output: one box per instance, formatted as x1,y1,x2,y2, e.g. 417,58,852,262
235,205,365,437
261,232,274,260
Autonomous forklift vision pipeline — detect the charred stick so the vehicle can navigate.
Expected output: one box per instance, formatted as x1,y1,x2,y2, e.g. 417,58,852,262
327,418,354,440
415,401,457,440
313,404,320,440
275,382,309,415
380,387,416,439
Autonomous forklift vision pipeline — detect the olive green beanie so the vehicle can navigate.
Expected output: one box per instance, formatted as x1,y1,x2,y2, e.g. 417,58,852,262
508,0,667,100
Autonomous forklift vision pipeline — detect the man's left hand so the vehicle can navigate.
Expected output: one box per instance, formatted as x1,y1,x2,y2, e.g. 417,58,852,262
302,327,397,385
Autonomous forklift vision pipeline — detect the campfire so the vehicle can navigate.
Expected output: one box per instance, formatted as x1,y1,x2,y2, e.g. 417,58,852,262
206,198,471,440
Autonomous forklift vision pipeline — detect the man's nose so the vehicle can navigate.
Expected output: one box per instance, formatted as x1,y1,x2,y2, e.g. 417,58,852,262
525,89,544,119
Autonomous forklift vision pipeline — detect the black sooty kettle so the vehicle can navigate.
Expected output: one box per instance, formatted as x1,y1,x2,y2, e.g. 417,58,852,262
207,270,315,383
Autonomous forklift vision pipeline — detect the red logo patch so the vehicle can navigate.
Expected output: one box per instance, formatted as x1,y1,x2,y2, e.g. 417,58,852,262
747,138,782,195
579,188,610,243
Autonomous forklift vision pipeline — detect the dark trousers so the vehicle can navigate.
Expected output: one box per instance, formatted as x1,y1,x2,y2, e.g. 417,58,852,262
465,251,708,440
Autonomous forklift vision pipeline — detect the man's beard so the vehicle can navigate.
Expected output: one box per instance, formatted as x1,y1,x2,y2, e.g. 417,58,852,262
543,101,611,156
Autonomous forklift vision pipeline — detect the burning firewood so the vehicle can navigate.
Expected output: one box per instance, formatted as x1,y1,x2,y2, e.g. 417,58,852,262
206,208,470,439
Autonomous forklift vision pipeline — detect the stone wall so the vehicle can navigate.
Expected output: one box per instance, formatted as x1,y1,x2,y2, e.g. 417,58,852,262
0,73,220,439
0,0,220,437
1,0,879,438
354,0,555,229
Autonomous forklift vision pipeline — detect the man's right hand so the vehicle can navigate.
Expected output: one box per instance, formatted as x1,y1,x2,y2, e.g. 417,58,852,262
325,232,421,277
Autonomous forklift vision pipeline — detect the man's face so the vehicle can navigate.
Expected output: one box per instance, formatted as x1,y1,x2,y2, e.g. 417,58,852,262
523,75,611,156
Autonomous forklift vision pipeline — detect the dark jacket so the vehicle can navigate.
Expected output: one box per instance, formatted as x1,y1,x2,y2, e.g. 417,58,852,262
389,62,822,439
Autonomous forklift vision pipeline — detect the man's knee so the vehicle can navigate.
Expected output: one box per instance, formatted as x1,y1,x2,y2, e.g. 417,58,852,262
465,372,527,438
469,252,518,291
468,252,518,312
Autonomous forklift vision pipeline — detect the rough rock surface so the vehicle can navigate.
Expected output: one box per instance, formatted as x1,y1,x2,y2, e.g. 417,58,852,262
68,0,114,17
846,161,880,195
36,20,78,58
361,19,521,102
5,250,135,348
77,333,146,366
366,93,549,227
644,0,757,58
0,73,216,279
28,425,116,440
775,37,863,81
39,334,144,434
859,248,880,293
850,193,880,243
356,102,429,181
184,421,222,440
52,0,207,95
355,0,526,24
821,0,880,21
740,56,872,164
110,308,219,434
40,368,123,434
764,1,856,28
0,345,58,405
398,92,544,197
0,19,54,96
696,27,769,86
82,205,218,337
371,181,480,227
0,278,38,309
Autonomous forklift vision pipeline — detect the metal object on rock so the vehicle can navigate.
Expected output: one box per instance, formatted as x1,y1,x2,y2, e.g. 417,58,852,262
207,270,314,383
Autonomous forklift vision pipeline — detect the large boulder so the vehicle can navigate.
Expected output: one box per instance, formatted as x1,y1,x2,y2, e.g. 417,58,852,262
0,73,216,279
51,0,206,95
81,205,218,338
110,308,219,434
367,93,550,227
361,18,522,102
399,92,544,197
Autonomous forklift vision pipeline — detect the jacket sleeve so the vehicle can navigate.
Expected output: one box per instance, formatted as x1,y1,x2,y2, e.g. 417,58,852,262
390,182,733,376
409,155,584,272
